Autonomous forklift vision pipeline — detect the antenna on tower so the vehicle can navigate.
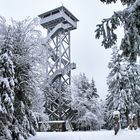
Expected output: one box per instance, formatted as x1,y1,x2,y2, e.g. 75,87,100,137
61,1,64,6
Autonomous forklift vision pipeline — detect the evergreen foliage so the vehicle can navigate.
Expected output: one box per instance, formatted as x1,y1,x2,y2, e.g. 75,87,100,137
96,0,140,61
64,73,104,130
0,30,15,139
100,0,135,5
105,46,128,129
106,46,140,129
0,16,45,139
11,18,41,139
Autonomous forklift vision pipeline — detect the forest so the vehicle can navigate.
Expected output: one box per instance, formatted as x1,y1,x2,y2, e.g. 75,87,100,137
0,0,140,140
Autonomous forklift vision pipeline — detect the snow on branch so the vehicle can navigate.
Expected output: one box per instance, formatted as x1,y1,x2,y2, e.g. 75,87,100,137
100,0,136,5
96,0,140,60
95,11,123,48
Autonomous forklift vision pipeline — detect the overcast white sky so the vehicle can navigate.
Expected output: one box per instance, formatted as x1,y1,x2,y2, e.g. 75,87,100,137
0,0,124,99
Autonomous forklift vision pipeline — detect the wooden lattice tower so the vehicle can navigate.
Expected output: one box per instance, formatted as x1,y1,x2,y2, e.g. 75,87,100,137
39,6,78,128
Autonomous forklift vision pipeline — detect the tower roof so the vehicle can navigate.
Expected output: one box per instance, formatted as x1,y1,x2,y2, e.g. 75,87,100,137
38,6,79,22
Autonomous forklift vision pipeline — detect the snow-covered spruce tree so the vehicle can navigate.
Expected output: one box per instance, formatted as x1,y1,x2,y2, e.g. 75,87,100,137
88,78,99,98
125,59,140,113
124,59,140,128
95,0,140,61
0,30,15,139
69,73,104,130
106,46,129,129
106,46,140,129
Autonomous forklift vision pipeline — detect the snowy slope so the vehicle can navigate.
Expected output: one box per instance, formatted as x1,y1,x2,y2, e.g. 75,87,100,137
29,129,140,140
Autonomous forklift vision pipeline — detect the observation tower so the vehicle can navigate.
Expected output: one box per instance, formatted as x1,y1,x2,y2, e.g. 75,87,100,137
39,6,78,131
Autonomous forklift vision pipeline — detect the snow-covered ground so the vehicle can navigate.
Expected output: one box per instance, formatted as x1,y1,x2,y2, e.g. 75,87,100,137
29,129,140,140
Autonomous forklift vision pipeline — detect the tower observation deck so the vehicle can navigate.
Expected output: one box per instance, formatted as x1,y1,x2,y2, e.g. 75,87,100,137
38,6,78,131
